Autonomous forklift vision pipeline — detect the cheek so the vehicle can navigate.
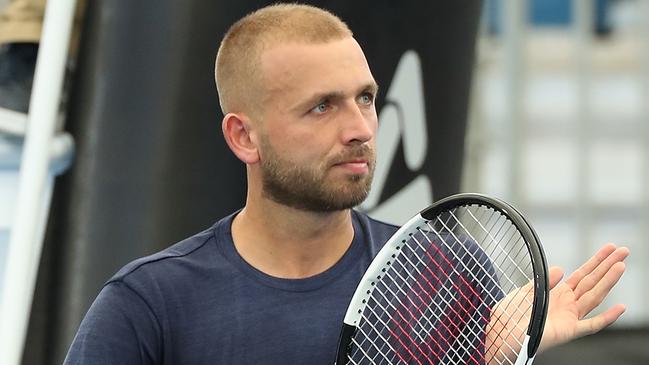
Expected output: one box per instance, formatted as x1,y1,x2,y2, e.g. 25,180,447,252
264,120,340,166
367,110,379,133
266,134,323,167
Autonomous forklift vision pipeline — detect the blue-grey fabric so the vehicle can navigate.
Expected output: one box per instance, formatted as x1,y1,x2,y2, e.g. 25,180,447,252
63,210,398,365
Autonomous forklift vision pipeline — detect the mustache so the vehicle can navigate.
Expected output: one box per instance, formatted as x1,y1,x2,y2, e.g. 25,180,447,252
329,144,375,166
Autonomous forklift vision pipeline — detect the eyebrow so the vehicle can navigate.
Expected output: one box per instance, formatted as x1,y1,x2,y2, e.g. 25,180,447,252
291,81,379,113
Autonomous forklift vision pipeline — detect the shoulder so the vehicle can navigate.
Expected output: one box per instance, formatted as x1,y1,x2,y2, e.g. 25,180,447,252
352,209,399,233
110,227,213,282
107,213,236,287
352,210,399,251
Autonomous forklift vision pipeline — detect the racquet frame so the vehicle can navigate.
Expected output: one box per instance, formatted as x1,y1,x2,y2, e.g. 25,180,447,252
335,193,549,365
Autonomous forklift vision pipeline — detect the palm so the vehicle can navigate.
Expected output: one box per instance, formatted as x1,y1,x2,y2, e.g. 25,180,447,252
539,244,628,352
541,282,580,346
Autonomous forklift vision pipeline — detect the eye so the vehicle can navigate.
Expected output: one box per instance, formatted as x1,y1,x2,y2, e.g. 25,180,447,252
311,102,330,114
357,92,374,105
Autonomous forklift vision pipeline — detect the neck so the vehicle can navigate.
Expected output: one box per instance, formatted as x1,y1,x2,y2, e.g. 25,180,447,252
231,198,355,279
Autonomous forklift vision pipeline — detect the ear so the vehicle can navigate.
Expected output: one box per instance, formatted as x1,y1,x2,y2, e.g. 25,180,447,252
222,113,260,164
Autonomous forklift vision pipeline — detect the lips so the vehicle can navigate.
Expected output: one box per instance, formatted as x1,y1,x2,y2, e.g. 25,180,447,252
335,158,367,165
329,146,374,173
333,159,370,174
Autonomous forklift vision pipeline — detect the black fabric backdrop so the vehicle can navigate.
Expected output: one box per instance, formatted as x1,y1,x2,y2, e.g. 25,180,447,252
22,1,483,364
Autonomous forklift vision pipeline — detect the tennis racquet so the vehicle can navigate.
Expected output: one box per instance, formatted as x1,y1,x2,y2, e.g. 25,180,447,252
335,193,549,365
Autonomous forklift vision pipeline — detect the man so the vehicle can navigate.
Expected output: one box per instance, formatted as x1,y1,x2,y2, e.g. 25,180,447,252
64,4,628,364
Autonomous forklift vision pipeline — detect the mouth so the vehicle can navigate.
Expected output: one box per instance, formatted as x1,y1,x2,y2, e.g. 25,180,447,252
329,145,374,175
333,159,370,174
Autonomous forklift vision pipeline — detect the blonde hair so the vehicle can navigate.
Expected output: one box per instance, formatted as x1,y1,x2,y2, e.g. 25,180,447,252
215,3,353,115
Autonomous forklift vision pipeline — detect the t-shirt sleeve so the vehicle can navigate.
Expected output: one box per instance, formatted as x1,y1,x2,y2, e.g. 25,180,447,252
63,280,161,365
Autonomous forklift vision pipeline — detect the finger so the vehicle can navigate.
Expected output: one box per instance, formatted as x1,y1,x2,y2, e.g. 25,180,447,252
576,304,626,338
573,247,629,299
565,244,617,290
576,261,626,318
548,266,564,290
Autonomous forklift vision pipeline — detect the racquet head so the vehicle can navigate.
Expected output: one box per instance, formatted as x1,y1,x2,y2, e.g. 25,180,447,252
335,193,549,365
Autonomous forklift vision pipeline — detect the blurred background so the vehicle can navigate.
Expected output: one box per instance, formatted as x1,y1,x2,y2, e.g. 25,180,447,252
465,0,649,362
0,0,647,364
468,0,648,327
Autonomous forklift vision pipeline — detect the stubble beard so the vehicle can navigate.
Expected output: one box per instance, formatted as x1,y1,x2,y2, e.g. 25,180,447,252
259,139,375,212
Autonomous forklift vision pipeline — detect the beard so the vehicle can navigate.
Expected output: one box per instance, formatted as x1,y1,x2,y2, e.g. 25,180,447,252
259,137,375,212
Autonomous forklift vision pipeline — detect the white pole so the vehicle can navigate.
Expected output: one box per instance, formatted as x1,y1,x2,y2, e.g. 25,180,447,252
573,0,593,264
461,11,489,193
503,0,526,206
0,0,77,363
641,0,649,317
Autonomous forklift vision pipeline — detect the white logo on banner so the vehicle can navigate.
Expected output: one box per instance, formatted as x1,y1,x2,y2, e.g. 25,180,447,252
360,50,432,225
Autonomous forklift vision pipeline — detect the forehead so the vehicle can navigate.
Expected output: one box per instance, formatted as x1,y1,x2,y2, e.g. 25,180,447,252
259,37,375,109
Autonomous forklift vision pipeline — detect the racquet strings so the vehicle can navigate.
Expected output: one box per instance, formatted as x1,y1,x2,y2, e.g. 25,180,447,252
347,204,536,365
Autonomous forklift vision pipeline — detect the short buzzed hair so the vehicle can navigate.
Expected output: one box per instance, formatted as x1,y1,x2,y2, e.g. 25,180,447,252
215,3,353,116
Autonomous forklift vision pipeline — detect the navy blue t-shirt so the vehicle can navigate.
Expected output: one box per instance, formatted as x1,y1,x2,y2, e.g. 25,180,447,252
64,210,398,365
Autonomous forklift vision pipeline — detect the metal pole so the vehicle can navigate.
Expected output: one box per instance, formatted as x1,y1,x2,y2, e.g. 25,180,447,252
641,0,649,315
573,0,593,262
0,0,77,363
502,0,526,206
461,7,490,193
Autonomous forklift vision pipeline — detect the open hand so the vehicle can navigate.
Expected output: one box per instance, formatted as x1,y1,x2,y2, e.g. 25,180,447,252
538,244,629,352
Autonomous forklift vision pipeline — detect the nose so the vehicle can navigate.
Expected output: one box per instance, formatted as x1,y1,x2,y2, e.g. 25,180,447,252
340,101,376,145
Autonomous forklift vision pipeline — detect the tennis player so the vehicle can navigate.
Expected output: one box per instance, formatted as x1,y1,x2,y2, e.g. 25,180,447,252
64,4,629,364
